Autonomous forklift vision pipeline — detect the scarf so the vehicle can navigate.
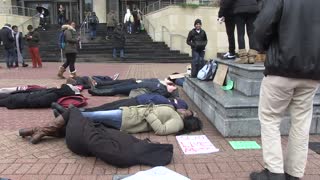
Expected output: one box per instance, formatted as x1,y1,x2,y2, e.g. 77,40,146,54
14,32,23,63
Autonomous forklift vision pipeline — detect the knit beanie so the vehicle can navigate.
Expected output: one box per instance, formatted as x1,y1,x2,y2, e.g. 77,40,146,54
194,19,202,26
174,99,188,109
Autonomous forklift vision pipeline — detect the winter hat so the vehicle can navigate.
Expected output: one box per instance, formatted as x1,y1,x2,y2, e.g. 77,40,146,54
194,19,202,26
175,99,188,109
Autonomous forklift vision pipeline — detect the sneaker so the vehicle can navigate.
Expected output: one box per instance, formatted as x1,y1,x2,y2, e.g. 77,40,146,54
223,52,236,59
112,73,120,80
250,169,286,180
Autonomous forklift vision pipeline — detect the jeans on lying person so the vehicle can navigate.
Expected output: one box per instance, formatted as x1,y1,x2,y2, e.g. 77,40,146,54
81,109,122,129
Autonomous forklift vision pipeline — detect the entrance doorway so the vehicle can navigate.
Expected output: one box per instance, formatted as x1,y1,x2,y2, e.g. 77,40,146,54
119,0,146,23
55,2,79,24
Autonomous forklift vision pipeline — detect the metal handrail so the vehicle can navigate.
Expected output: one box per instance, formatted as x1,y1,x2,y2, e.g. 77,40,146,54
142,0,219,15
17,14,40,35
143,17,155,40
79,14,89,49
161,25,189,55
0,5,37,16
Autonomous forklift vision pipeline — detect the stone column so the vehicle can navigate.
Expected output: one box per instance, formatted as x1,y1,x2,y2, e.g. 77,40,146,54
93,0,106,23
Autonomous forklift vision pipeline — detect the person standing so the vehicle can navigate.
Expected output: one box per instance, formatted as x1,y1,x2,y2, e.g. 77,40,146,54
106,10,116,39
25,25,42,68
123,9,133,34
0,24,15,68
88,12,99,40
186,19,208,78
111,24,125,60
57,22,79,78
58,4,65,25
226,0,259,64
250,0,320,180
218,0,236,59
12,25,28,67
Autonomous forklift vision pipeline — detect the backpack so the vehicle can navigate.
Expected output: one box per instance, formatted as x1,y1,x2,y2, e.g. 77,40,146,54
89,16,98,24
58,31,65,49
197,59,217,81
57,95,88,108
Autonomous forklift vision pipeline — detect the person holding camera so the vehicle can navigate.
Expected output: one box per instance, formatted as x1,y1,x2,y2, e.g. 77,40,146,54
25,25,42,68
186,19,208,78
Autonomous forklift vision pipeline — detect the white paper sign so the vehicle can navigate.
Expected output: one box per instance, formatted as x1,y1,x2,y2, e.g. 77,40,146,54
176,135,219,155
123,166,190,180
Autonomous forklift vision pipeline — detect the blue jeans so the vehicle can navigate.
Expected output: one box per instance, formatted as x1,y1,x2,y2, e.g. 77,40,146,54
90,25,97,38
191,50,205,78
126,22,132,33
4,48,15,68
81,109,122,129
113,48,124,58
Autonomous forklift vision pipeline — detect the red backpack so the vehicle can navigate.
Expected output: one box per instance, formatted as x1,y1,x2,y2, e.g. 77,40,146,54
57,95,88,108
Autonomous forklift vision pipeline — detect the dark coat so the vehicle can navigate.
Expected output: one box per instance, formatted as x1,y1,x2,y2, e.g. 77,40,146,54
232,0,259,14
186,29,207,52
0,84,75,109
218,0,234,18
25,30,40,47
0,26,15,49
254,0,320,80
65,108,173,168
112,27,125,49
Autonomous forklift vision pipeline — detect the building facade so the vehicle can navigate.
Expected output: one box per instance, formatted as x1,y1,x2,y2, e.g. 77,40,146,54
12,0,169,25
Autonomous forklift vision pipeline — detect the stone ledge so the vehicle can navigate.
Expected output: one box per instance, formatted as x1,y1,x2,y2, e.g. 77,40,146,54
184,77,320,137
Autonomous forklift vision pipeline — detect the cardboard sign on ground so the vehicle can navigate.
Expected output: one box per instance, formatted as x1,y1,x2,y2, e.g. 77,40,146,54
213,64,229,86
169,73,187,79
176,135,219,155
123,166,190,180
229,141,261,150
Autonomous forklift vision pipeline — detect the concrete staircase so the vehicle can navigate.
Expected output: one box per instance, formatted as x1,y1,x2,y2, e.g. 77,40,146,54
0,24,191,63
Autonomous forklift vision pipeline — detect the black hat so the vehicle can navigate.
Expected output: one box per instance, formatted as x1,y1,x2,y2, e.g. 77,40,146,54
194,19,202,26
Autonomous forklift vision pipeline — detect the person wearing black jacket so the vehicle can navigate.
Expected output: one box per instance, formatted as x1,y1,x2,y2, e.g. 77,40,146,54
186,19,208,78
226,0,260,64
218,0,236,59
251,0,320,180
18,107,173,168
112,23,126,60
0,24,15,68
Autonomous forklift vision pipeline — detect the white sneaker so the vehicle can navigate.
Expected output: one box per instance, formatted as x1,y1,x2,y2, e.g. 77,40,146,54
113,73,120,80
223,52,230,59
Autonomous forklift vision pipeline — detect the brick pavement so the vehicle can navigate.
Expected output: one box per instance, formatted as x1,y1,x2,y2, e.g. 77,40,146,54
0,62,320,180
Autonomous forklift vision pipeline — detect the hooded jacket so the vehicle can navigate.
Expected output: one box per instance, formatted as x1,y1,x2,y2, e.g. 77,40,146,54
124,9,132,23
0,26,15,49
62,25,78,54
120,104,184,135
254,0,320,80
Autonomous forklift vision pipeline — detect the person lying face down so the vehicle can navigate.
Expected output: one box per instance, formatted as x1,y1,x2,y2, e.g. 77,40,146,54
0,84,80,109
51,93,189,117
19,107,174,168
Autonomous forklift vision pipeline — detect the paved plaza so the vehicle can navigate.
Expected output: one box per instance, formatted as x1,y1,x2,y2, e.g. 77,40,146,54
0,62,320,180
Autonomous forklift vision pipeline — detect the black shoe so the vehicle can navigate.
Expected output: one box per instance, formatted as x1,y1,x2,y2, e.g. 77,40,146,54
51,102,67,114
22,63,29,67
250,169,285,180
285,173,300,180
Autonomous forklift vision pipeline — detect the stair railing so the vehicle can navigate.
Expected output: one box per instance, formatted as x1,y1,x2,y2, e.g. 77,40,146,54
79,14,89,49
161,25,190,56
0,5,37,16
142,17,155,40
17,13,40,35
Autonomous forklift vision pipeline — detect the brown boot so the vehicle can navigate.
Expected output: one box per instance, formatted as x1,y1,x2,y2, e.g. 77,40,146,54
70,71,77,78
234,49,249,64
19,128,36,137
57,66,66,79
28,115,66,144
248,49,258,64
